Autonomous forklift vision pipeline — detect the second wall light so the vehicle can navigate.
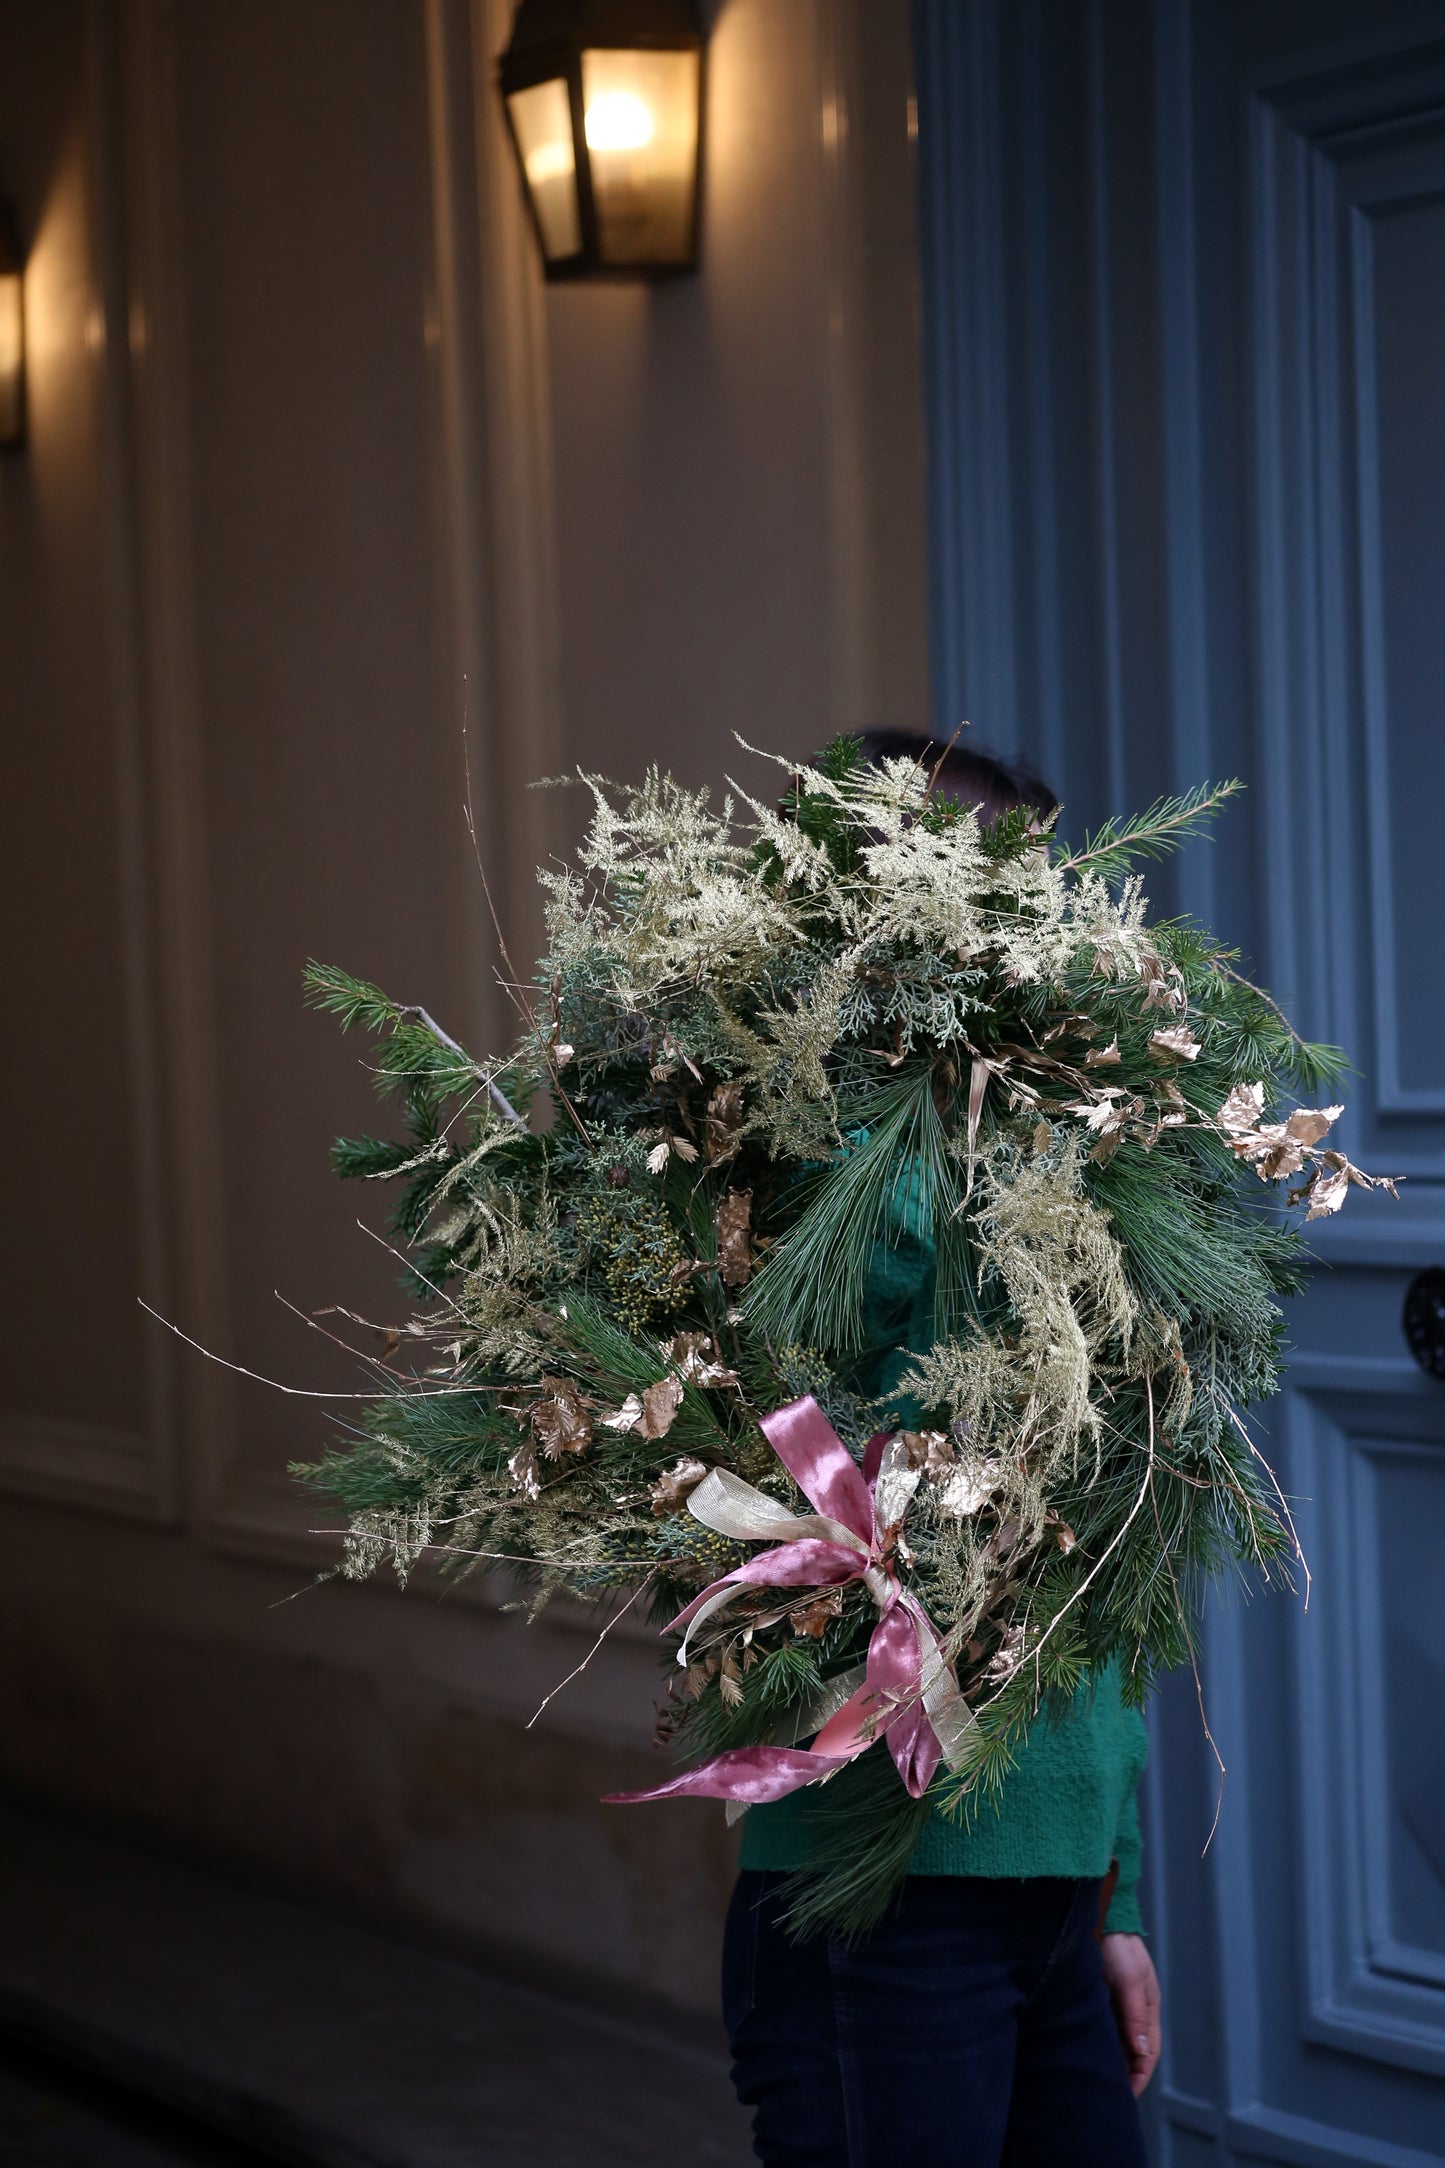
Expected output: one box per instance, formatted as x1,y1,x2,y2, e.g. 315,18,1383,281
0,205,24,449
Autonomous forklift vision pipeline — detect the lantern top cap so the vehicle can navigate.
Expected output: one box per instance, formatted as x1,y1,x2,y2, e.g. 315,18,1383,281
500,0,702,79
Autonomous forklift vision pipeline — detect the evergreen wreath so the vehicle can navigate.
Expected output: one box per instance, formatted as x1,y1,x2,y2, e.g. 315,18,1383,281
297,738,1395,1936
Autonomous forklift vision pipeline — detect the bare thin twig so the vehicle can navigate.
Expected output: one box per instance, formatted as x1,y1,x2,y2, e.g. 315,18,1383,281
354,1218,464,1315
138,1299,502,1400
526,1575,657,1729
307,1532,660,1570
396,1002,527,1130
273,1291,405,1371
924,723,967,800
461,722,593,1146
1146,1376,1227,1854
1224,1400,1311,1611
1219,966,1311,1056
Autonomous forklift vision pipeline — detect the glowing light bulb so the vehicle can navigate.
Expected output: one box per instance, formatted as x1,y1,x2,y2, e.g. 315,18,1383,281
524,141,575,186
584,91,654,152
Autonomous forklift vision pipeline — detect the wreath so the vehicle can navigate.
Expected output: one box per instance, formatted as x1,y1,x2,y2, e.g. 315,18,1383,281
298,738,1394,1934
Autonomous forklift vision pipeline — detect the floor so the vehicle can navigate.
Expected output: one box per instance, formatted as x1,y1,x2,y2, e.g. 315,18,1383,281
0,2045,269,2168
0,1804,753,2168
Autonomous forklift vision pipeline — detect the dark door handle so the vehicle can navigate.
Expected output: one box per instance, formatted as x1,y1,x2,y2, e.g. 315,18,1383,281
1403,1270,1445,1378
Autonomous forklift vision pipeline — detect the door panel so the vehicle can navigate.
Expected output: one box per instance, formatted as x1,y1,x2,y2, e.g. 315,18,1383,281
913,3,1445,2160
1249,40,1445,1176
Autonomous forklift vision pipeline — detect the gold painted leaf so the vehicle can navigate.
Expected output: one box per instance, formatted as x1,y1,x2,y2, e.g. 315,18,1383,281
791,1589,845,1639
602,1394,645,1432
530,1376,594,1459
1218,1082,1266,1135
1285,1104,1343,1147
638,1373,685,1439
717,1189,753,1289
649,1455,709,1516
705,1080,746,1161
507,1440,542,1500
1149,1024,1202,1062
666,1332,740,1387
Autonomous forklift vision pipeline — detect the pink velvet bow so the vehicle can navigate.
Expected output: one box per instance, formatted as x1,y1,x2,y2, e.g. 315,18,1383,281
606,1395,974,1812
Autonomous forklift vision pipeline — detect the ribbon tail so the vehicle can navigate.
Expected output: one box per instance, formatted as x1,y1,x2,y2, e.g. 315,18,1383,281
605,1741,862,1808
886,1696,941,1799
906,1596,978,1777
864,1601,936,1799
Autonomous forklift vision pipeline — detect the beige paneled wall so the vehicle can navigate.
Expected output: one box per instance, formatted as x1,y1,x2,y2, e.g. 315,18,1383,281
170,0,462,1536
0,0,926,2012
544,0,929,810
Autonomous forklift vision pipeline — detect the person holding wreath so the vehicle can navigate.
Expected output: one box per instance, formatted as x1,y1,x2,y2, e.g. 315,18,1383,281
721,732,1160,2168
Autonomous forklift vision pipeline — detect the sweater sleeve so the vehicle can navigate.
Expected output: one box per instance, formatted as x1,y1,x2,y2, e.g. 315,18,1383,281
1103,1779,1145,1935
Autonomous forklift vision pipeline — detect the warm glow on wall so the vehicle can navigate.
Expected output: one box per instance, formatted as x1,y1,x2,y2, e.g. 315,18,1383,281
0,206,24,449
498,1,704,279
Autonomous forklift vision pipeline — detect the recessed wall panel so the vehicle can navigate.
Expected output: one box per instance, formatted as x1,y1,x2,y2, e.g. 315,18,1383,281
1359,190,1445,1109
171,0,455,1515
0,2,150,1450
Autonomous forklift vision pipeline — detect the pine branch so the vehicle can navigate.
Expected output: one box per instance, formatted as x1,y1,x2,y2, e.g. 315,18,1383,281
776,1744,933,1942
1054,779,1243,878
742,1066,960,1351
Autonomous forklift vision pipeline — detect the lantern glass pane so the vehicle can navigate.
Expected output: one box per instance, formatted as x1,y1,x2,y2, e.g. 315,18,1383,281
580,47,700,266
0,273,22,443
507,77,581,261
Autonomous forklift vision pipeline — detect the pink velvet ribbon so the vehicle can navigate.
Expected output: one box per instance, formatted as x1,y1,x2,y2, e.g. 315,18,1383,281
605,1395,974,1811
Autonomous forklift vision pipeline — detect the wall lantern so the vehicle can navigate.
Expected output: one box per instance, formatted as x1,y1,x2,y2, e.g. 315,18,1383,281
0,205,23,450
497,0,704,280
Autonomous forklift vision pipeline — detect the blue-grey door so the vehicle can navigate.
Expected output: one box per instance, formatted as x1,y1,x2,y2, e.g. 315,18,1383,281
912,4,1445,2162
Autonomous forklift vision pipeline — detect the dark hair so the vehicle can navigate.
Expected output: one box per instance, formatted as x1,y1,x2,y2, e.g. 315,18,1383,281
852,729,1059,828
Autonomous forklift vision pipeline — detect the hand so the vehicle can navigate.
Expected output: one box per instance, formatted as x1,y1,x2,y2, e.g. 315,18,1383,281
1099,1932,1161,2097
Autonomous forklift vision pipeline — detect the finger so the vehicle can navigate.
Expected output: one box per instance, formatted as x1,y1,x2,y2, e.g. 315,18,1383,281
1129,2023,1161,2098
1116,1982,1147,2047
1129,2034,1150,2097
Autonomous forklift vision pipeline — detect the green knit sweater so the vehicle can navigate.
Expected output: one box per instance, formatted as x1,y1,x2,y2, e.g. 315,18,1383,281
736,1173,1149,1935
737,1662,1148,1933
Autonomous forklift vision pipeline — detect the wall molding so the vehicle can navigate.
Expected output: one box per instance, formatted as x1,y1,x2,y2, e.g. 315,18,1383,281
1287,1366,1445,2080
468,0,566,980
0,1417,165,1523
1224,2101,1445,2168
113,0,240,1543
0,0,185,1526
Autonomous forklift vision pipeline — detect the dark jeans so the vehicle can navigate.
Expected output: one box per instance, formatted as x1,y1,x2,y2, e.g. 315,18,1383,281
723,1871,1149,2168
